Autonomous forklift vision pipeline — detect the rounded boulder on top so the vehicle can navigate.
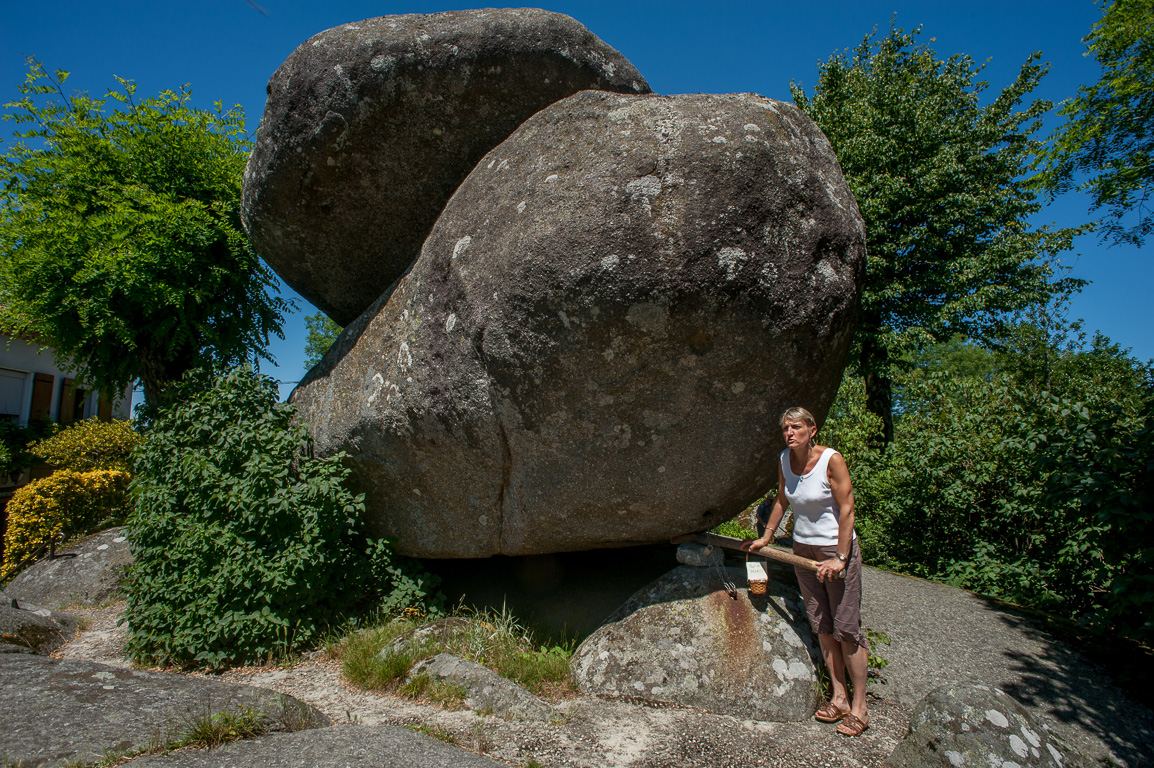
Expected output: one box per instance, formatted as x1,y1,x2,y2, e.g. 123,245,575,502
242,8,651,326
290,90,866,559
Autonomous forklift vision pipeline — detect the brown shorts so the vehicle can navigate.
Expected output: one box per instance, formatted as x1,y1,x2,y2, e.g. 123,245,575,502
792,538,866,648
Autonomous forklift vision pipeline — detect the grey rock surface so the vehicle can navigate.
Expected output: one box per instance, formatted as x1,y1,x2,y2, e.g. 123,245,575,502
862,566,1153,768
128,724,511,767
243,8,650,326
886,684,1076,768
0,655,329,767
0,602,73,655
377,616,471,660
675,541,725,567
571,563,820,722
4,526,131,609
292,90,865,558
407,652,551,721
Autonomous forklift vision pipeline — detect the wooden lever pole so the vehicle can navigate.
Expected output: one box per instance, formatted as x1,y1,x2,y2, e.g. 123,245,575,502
671,531,840,577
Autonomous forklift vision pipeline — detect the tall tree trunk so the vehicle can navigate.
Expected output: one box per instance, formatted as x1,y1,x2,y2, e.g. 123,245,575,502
860,333,895,446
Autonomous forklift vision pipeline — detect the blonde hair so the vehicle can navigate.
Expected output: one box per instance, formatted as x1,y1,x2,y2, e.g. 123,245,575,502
779,406,817,429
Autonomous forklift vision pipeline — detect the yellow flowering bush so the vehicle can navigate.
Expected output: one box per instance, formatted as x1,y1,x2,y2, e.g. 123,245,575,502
1,469,131,580
30,418,141,472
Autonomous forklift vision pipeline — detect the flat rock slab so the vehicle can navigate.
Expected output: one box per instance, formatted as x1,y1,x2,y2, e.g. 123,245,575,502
862,566,1154,768
887,684,1076,768
4,527,131,609
243,7,650,326
0,655,328,767
572,563,820,722
129,724,510,767
407,652,551,721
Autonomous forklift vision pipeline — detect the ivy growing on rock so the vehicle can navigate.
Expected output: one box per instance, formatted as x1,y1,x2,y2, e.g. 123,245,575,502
125,367,440,668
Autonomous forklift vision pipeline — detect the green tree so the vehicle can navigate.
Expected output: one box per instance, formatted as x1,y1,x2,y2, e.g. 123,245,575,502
791,27,1081,443
303,311,342,369
1040,0,1154,246
0,60,289,405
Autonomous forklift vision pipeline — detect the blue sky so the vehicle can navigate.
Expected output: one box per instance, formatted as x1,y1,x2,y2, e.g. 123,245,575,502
2,0,1146,400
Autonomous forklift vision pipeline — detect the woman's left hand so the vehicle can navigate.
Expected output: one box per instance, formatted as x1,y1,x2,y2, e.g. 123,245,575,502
816,558,844,582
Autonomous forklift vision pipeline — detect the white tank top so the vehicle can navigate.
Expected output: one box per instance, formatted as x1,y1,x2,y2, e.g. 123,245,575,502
781,448,852,545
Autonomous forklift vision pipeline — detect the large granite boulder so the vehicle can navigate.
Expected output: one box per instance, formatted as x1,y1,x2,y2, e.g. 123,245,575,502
4,527,131,609
570,564,820,722
243,8,651,325
292,90,865,558
887,684,1080,768
0,654,328,767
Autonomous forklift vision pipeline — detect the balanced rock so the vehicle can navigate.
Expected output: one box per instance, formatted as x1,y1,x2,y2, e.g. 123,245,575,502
292,90,865,558
887,684,1079,768
571,565,820,722
243,8,650,325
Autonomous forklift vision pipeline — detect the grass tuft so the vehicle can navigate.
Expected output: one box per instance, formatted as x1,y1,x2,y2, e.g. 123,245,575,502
175,707,266,749
406,723,456,743
58,707,267,767
332,604,577,702
401,673,468,709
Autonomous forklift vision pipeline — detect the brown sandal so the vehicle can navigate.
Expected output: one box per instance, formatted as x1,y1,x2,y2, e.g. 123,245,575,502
814,701,849,723
836,713,869,737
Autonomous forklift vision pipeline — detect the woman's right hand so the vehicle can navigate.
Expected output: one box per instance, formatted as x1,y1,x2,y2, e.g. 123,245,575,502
741,537,769,552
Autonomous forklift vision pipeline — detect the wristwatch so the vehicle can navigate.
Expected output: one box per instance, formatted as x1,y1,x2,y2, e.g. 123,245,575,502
835,552,848,563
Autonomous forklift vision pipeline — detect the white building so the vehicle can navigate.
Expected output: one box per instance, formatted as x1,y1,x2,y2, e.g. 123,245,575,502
0,332,132,425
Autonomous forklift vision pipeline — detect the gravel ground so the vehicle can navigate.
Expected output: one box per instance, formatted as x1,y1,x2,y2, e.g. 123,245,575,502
54,605,911,768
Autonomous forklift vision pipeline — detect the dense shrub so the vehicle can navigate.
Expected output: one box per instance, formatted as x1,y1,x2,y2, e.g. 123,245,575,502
125,367,440,668
0,418,54,477
30,418,142,472
1,469,131,580
1010,393,1153,639
828,350,1154,644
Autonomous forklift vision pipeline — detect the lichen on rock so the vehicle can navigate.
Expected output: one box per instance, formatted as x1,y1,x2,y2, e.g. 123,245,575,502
570,564,821,722
291,90,865,558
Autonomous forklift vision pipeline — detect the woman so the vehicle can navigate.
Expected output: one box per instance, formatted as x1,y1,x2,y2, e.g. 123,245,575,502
742,406,869,737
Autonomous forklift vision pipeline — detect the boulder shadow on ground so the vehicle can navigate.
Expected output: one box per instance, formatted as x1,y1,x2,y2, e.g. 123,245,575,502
420,543,680,643
862,567,1154,768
